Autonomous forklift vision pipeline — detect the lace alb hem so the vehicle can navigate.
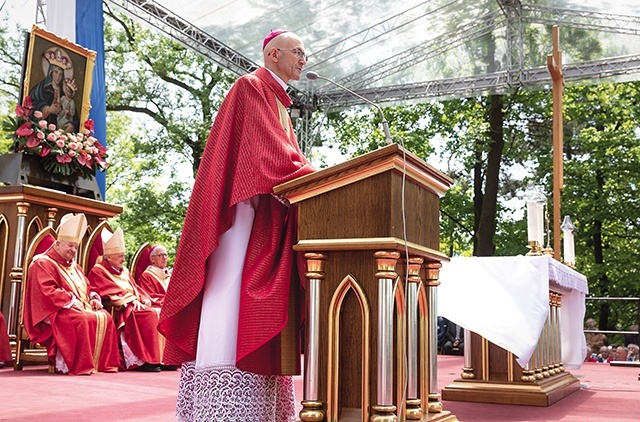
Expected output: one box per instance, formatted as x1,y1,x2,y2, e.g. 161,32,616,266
176,361,296,422
121,332,145,368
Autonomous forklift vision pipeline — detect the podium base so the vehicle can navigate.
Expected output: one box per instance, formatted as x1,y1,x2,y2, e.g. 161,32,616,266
441,371,580,407
296,407,458,422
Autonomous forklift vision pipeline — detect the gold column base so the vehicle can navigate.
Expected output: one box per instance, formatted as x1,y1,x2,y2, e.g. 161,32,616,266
299,400,324,422
370,404,397,422
405,398,422,420
521,369,536,382
427,393,443,413
422,411,459,422
460,367,475,380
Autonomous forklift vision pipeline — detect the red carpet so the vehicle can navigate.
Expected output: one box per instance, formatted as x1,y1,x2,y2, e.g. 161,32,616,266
0,356,638,421
438,355,640,421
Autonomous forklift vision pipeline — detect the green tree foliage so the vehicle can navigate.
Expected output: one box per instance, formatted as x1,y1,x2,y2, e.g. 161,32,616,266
560,82,640,332
103,112,190,260
0,16,27,154
102,9,236,257
104,8,235,175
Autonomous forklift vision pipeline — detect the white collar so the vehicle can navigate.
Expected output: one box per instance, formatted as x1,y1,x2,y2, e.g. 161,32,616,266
265,68,288,91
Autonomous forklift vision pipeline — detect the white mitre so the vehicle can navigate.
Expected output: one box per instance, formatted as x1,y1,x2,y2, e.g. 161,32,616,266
102,226,125,255
57,213,87,244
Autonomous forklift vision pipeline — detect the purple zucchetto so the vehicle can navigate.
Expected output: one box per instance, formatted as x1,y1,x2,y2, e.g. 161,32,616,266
262,29,289,50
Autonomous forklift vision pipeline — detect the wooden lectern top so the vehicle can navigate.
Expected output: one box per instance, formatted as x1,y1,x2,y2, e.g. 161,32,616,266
274,143,452,204
275,143,452,259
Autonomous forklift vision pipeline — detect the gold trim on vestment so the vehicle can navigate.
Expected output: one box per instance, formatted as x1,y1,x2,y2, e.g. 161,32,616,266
37,255,91,310
95,263,139,306
144,266,170,290
93,310,107,371
275,97,290,133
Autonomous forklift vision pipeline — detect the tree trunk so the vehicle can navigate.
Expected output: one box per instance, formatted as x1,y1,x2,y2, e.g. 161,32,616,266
475,94,505,256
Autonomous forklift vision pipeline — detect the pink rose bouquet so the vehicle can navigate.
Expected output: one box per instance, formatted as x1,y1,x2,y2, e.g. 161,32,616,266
4,96,109,178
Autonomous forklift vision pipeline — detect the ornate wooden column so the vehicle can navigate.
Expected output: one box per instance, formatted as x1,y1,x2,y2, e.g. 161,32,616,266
424,261,444,414
300,252,327,422
404,257,422,420
7,202,30,335
371,251,400,422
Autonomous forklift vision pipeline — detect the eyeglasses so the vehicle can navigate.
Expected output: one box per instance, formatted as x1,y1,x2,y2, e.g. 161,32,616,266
152,253,168,258
276,48,308,62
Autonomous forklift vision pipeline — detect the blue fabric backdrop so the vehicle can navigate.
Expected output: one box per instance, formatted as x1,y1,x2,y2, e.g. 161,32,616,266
48,0,106,200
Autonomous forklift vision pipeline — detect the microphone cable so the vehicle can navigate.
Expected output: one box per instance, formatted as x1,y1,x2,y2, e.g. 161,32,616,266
307,73,413,416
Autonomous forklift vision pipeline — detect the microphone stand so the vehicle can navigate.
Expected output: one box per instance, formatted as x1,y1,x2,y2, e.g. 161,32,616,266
306,72,392,145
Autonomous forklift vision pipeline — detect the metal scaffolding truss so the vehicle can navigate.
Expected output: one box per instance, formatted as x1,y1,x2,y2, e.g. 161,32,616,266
98,0,640,113
316,54,640,109
308,0,462,70
332,10,507,90
105,0,260,77
522,4,640,36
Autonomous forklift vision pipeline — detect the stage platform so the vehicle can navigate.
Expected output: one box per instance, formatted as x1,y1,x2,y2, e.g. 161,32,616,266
0,355,638,421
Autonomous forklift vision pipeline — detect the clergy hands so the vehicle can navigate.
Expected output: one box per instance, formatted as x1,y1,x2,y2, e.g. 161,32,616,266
71,297,84,310
90,298,103,310
131,299,148,311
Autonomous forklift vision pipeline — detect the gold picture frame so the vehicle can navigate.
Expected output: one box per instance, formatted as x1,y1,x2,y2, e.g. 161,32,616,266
22,25,96,134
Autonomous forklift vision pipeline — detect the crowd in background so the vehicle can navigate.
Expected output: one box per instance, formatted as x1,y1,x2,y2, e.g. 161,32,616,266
584,318,639,363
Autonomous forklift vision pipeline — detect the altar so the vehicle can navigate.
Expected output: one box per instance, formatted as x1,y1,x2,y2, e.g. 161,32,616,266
438,255,588,406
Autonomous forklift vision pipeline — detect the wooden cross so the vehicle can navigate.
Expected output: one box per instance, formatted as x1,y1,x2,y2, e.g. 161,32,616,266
546,26,564,261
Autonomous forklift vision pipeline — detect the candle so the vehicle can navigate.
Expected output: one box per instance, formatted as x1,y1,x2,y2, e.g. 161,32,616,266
527,201,540,243
561,215,576,263
537,202,545,245
524,183,546,244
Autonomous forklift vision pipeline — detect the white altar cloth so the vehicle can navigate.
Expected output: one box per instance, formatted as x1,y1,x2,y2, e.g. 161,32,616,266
438,255,588,369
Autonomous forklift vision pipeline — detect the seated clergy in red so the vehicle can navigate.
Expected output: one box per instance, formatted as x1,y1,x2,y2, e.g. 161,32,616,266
22,213,121,375
87,227,164,372
0,312,13,367
136,245,171,306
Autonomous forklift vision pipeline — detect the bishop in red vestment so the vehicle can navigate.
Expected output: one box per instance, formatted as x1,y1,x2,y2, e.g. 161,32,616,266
136,245,170,306
22,213,121,375
88,227,164,371
158,30,315,420
158,30,315,374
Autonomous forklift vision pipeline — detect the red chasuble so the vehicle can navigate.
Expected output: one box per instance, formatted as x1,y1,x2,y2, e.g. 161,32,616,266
22,248,121,374
0,313,12,364
137,266,169,306
158,67,315,375
88,263,164,365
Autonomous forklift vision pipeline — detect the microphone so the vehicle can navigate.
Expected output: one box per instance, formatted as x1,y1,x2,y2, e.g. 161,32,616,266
306,71,392,145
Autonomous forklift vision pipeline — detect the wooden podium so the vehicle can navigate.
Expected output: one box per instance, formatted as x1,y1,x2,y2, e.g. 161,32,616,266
275,144,457,422
0,184,122,341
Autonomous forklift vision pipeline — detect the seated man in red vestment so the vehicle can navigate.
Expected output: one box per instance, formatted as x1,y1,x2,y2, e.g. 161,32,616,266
22,213,121,375
136,245,170,306
87,227,164,372
0,313,13,367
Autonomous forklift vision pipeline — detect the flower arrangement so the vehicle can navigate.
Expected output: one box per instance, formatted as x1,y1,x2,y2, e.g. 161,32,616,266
4,96,108,178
